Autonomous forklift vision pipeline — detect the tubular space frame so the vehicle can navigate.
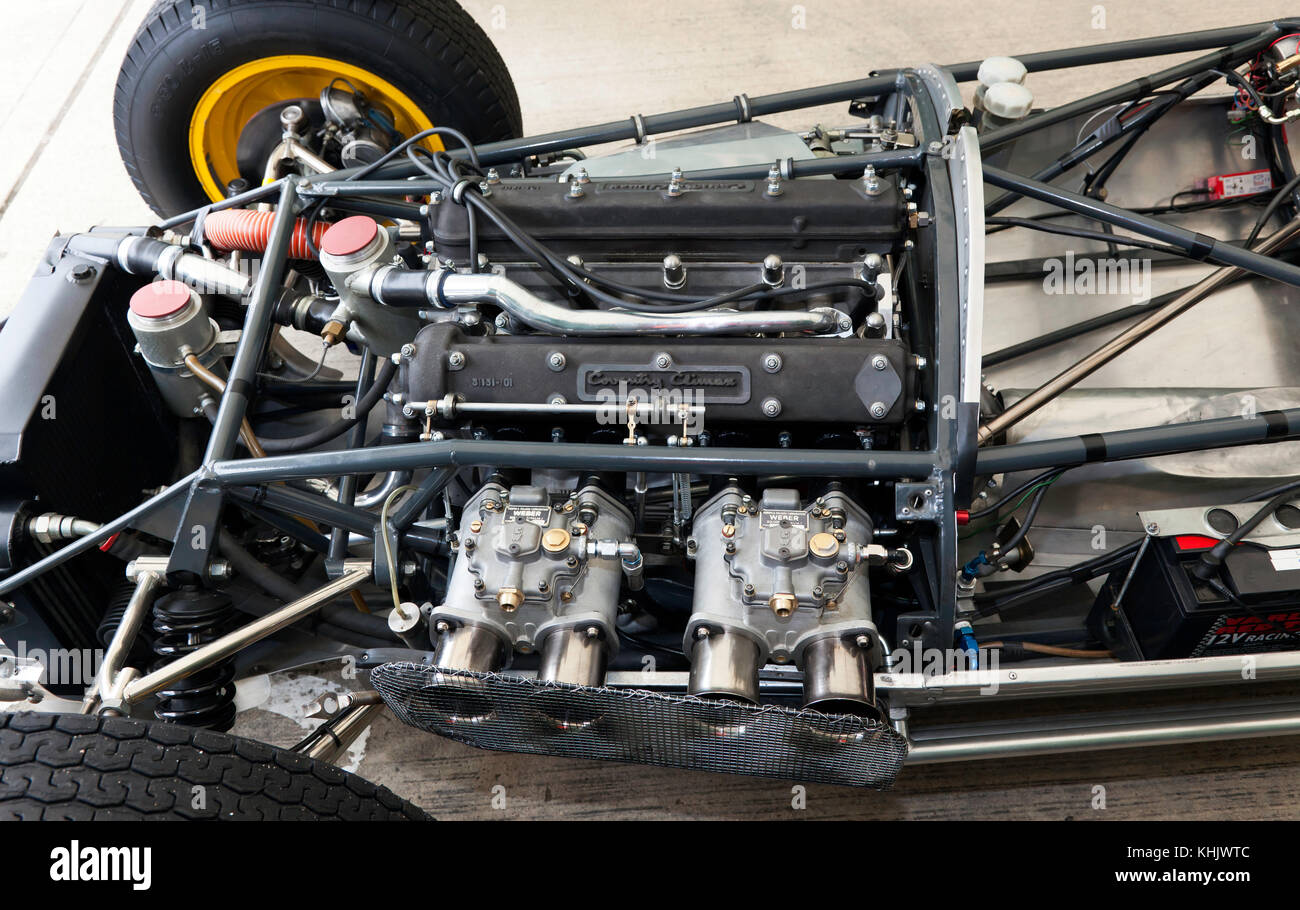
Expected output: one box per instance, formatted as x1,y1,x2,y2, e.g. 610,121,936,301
4,24,1300,748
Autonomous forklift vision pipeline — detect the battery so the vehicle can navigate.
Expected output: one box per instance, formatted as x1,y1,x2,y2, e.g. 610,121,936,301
1089,502,1300,660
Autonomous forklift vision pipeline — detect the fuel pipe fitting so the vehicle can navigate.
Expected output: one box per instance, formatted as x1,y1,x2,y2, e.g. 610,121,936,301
585,538,645,591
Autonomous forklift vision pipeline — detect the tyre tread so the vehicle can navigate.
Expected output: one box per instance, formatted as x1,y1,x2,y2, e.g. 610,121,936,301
0,713,427,821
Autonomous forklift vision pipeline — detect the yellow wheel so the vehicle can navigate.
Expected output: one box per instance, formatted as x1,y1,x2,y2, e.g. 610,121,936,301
188,56,442,204
115,0,522,216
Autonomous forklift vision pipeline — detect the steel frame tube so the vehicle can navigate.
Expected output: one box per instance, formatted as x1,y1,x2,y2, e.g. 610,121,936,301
878,648,1300,706
303,702,385,762
978,219,1300,443
122,568,371,703
228,484,377,536
81,568,161,713
975,406,1300,475
208,438,939,486
158,178,289,231
329,350,377,560
963,21,1292,75
604,646,1300,704
149,23,1297,222
0,470,199,597
905,702,1300,763
977,26,1286,151
202,180,300,462
390,467,455,529
983,164,1300,287
317,21,1292,184
983,71,1218,217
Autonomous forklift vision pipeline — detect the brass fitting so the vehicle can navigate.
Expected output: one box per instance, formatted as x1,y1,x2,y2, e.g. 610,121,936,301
321,319,346,346
809,531,840,558
542,527,571,553
769,593,797,619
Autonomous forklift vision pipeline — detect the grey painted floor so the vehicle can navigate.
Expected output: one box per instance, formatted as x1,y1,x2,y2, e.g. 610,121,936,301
4,0,1300,817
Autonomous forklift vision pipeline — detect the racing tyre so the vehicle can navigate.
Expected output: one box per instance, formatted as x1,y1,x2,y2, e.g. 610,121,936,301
0,712,429,820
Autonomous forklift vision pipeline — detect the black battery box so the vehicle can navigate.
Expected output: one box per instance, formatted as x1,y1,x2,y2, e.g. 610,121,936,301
1089,530,1300,660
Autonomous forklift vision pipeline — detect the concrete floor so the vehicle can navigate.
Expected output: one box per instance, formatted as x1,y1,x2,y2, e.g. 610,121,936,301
5,0,1300,817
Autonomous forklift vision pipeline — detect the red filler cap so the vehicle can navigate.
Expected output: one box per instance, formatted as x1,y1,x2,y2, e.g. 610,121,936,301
129,280,193,319
321,215,380,257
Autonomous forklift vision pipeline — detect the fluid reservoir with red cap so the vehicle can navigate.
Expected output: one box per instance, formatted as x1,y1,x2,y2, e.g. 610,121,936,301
126,279,223,415
314,215,420,356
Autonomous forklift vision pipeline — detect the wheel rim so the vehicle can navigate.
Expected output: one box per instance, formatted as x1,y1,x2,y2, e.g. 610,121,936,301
188,55,441,202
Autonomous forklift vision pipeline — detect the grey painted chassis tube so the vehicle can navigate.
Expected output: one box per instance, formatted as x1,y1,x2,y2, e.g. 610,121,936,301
983,165,1300,289
975,406,1300,475
203,180,299,462
210,439,939,485
978,219,1300,443
153,22,1295,227
206,394,1300,489
977,26,1286,151
0,470,200,598
319,21,1291,181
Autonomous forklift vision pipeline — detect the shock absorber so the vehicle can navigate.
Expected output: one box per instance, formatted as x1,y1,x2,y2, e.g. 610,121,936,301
150,589,239,731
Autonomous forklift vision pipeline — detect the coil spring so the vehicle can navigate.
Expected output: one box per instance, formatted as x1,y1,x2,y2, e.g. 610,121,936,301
151,589,239,731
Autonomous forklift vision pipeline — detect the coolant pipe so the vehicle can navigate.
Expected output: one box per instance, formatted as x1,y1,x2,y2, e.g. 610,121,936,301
66,234,252,297
380,269,840,336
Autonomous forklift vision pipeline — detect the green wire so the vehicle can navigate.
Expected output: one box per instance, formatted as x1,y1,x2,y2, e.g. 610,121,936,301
961,476,1059,540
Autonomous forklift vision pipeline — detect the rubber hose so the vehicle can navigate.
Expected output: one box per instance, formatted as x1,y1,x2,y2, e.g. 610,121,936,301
258,358,397,454
217,531,398,641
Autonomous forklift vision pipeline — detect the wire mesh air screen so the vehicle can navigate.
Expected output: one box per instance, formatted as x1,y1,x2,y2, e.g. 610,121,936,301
371,662,909,789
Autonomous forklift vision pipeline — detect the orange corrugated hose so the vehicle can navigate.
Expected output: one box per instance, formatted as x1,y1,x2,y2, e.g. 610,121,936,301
205,208,329,259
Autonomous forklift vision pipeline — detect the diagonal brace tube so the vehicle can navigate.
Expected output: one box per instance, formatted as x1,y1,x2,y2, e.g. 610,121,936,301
982,164,1300,288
